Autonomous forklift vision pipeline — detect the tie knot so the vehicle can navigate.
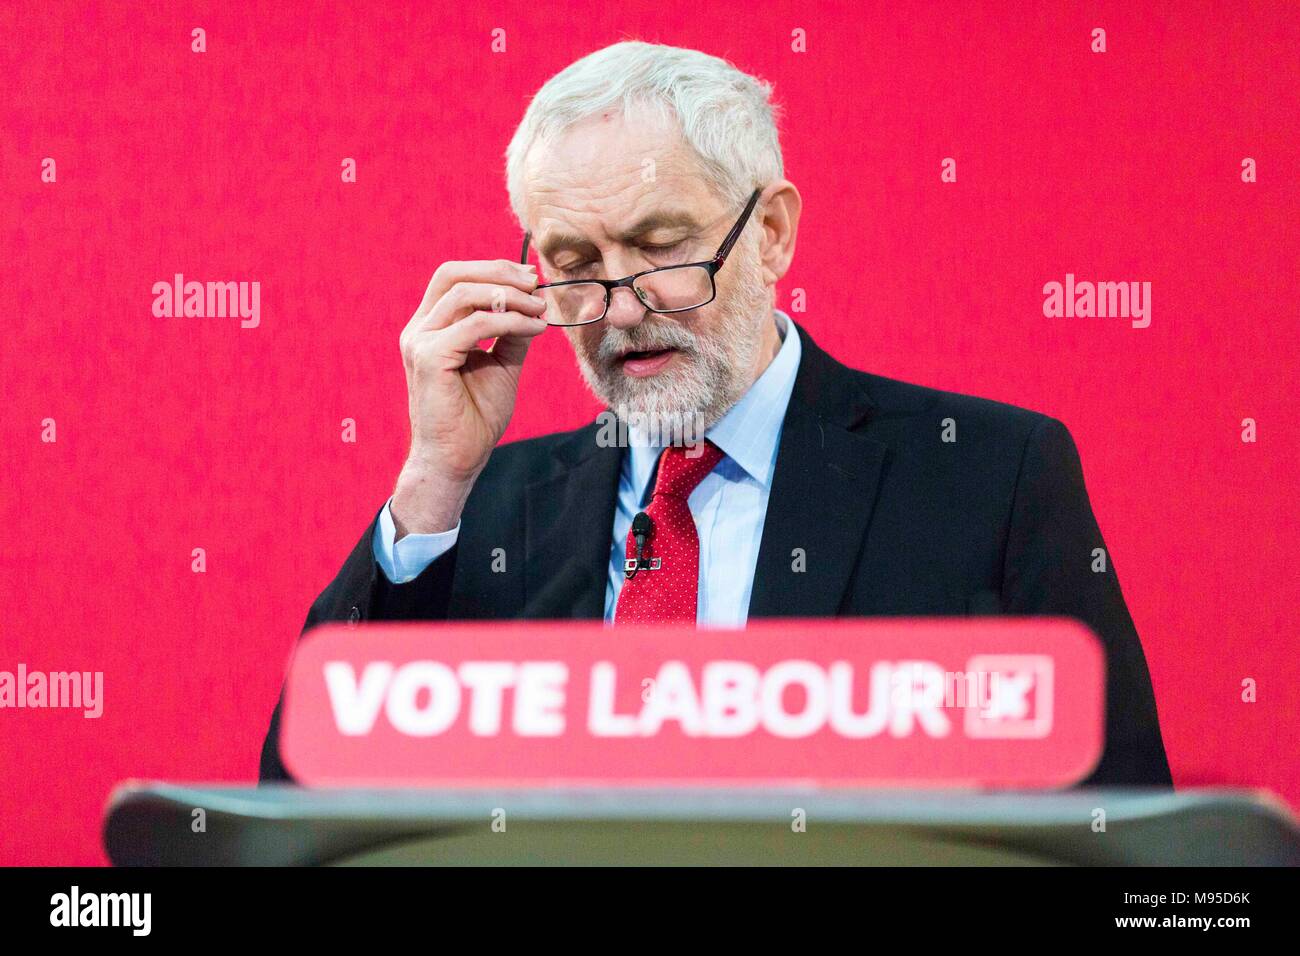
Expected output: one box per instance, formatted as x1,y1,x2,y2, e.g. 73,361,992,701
652,440,724,500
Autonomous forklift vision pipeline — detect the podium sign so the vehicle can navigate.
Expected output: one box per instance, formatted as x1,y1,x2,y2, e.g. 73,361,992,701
280,618,1103,788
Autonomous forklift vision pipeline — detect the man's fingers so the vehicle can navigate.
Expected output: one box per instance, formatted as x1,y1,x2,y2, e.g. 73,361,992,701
411,281,546,339
433,309,548,361
486,327,540,367
415,260,538,320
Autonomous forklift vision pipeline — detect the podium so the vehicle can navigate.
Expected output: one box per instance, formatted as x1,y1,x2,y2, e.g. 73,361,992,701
104,783,1300,866
116,620,1294,865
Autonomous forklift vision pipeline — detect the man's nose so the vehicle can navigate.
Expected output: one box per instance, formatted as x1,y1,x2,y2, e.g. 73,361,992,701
603,284,651,330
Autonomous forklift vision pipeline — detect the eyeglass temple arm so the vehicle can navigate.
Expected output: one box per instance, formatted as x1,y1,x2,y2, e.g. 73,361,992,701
520,231,532,265
712,189,762,267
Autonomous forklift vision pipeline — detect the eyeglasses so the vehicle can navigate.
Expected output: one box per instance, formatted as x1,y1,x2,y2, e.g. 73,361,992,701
520,188,762,327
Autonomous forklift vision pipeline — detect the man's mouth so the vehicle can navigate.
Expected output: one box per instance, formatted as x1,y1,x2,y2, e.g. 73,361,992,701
618,347,679,378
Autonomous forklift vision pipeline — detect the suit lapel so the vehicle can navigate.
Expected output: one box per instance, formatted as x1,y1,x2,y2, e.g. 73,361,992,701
748,327,889,618
516,324,887,621
523,423,622,618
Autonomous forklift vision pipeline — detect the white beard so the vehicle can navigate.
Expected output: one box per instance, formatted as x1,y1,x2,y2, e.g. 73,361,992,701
570,243,770,444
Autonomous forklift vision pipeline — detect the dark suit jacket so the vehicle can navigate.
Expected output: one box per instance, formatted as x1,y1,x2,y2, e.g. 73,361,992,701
260,322,1171,787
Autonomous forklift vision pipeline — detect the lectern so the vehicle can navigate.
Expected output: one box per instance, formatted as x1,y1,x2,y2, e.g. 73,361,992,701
104,784,1300,866
108,619,1300,865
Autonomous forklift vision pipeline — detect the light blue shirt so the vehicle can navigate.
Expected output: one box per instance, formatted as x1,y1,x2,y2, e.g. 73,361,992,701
374,310,802,627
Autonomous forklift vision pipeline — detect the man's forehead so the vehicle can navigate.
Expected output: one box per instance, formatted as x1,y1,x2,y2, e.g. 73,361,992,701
530,197,710,258
520,114,720,238
522,168,724,256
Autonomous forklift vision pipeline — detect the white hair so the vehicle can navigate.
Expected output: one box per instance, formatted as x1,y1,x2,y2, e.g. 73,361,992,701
505,41,784,226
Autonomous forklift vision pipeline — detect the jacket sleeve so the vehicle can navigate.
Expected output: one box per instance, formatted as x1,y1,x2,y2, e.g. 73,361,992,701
257,507,460,783
1000,416,1173,788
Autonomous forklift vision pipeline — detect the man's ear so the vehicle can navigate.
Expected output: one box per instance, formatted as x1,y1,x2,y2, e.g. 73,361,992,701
758,180,801,286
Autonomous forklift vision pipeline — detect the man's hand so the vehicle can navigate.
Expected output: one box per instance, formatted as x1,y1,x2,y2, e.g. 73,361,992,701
391,259,548,538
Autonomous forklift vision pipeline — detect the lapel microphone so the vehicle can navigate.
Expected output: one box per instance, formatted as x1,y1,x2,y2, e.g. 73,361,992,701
627,511,654,579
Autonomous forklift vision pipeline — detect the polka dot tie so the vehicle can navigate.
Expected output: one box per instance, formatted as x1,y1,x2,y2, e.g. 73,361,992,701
614,440,725,624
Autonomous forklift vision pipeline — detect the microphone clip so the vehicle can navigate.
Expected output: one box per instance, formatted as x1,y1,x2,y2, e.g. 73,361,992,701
625,511,659,579
623,556,662,577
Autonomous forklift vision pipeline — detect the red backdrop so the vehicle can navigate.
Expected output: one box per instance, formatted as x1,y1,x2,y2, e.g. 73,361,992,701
2,0,1297,865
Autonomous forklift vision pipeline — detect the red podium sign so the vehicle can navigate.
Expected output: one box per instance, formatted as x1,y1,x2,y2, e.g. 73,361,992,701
280,618,1104,788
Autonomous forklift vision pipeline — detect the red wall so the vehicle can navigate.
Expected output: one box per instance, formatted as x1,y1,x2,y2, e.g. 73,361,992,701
2,0,1297,865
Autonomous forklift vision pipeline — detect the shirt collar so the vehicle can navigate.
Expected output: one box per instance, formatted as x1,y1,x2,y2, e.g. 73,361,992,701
624,309,802,504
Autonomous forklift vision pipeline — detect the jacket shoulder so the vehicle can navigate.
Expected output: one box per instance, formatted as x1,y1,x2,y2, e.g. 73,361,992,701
853,368,1064,453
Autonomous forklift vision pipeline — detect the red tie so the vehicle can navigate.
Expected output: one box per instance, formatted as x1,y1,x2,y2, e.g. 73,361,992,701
614,441,725,624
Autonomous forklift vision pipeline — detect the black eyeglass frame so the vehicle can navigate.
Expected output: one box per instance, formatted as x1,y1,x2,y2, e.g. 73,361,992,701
519,188,763,327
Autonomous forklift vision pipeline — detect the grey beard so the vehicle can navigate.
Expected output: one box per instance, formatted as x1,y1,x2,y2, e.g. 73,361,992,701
571,260,770,442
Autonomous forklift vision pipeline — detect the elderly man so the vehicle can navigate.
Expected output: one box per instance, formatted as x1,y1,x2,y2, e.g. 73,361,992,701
260,41,1170,786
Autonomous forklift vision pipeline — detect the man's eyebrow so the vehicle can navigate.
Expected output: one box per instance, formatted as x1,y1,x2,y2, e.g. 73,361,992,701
537,209,703,260
537,231,596,260
616,209,702,241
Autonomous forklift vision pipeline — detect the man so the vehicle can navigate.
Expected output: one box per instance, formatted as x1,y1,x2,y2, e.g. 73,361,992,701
260,41,1171,786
